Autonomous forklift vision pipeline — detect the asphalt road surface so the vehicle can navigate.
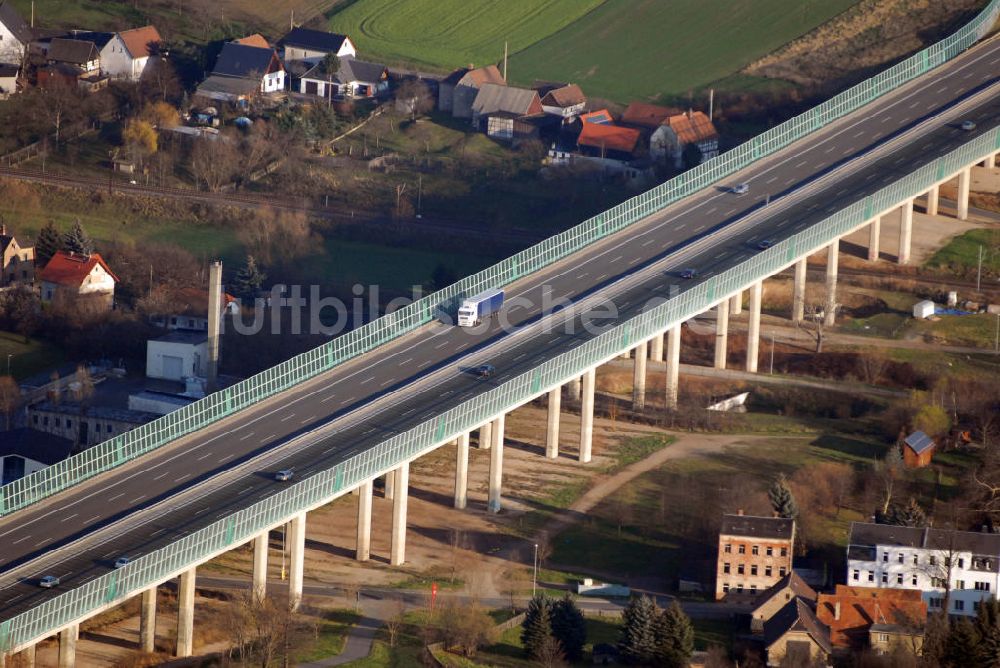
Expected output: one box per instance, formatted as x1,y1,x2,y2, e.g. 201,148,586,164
3,37,1000,623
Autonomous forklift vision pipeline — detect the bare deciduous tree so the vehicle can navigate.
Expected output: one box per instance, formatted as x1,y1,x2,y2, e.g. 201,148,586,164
0,375,21,429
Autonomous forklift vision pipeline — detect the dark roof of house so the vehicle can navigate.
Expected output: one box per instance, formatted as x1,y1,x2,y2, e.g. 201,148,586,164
849,521,1000,555
757,571,818,608
764,598,832,654
196,74,259,97
441,67,469,86
301,56,387,84
48,38,100,65
67,31,114,49
904,431,935,455
280,27,350,53
154,330,208,345
471,83,540,116
0,63,16,77
541,84,585,108
0,428,74,466
0,1,32,46
212,42,278,79
721,514,795,540
31,401,159,425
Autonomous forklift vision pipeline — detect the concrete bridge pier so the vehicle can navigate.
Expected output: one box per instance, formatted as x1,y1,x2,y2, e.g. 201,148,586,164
252,533,268,599
897,199,913,265
867,216,880,262
650,333,664,362
488,414,505,513
454,433,470,508
288,512,305,610
792,258,806,324
957,166,971,220
140,586,157,653
926,184,940,216
579,367,596,463
665,324,681,410
825,240,839,326
390,462,410,566
384,470,394,501
20,645,35,667
58,624,78,668
356,480,373,560
545,388,561,459
176,567,196,657
747,281,762,373
632,340,648,410
566,375,581,402
985,153,996,169
730,291,743,316
714,302,729,369
478,421,492,450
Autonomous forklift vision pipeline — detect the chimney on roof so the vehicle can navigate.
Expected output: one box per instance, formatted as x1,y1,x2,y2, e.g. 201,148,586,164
737,509,744,516
834,601,841,621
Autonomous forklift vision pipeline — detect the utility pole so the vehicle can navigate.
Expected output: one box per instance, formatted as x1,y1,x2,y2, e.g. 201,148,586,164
709,88,714,121
977,244,983,292
769,334,775,375
503,41,508,82
532,543,538,597
416,174,422,218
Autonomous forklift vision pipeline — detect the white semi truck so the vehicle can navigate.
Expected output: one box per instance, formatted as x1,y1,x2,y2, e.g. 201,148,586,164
457,288,504,327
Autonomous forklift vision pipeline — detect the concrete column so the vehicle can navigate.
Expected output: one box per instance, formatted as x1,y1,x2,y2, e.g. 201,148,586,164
986,153,996,169
824,239,839,326
649,333,664,362
619,349,631,360
867,217,880,262
288,512,305,610
632,340,648,410
926,184,939,216
545,388,560,459
488,414,505,513
579,367,595,464
714,302,729,370
730,291,743,316
665,324,681,410
792,258,806,324
21,645,35,668
176,567,196,657
747,281,762,373
252,533,268,601
58,624,78,668
565,376,581,402
957,166,971,220
897,199,913,266
384,470,394,501
478,421,492,450
390,462,409,566
140,587,157,653
356,480,373,560
454,433,470,508
206,260,222,392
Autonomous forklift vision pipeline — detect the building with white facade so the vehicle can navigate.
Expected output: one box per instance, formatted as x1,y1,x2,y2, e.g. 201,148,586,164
100,25,161,80
847,522,1000,617
0,1,31,66
38,250,118,310
146,330,208,382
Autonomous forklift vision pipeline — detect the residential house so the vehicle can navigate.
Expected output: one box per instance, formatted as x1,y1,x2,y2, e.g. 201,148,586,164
816,585,926,654
38,38,107,91
0,224,34,287
0,1,31,66
234,33,270,49
576,121,641,162
539,83,586,123
0,62,15,97
620,102,681,132
279,27,355,62
651,110,719,169
580,108,613,125
751,571,817,632
470,83,543,138
902,431,936,468
299,56,388,100
38,250,118,309
716,512,795,602
763,598,832,667
196,41,285,104
439,65,505,119
146,330,208,382
100,25,162,81
0,428,74,485
149,286,239,332
847,521,1000,617
29,401,157,448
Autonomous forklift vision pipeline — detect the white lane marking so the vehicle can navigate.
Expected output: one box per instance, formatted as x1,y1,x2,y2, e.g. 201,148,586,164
399,357,413,366
418,359,433,368
794,160,807,168
85,515,100,524
218,454,235,464
576,272,589,279
279,413,295,422
35,538,52,547
175,474,191,483
239,486,254,495
300,415,316,425
610,255,623,262
60,514,78,523
130,496,146,504
629,257,641,265
239,431,255,440
434,341,449,350
706,206,718,214
260,434,276,443
108,493,124,503
153,472,168,481
196,452,213,461
360,376,375,384
766,176,778,184
853,130,866,138
321,394,337,403
12,535,30,545
641,238,655,247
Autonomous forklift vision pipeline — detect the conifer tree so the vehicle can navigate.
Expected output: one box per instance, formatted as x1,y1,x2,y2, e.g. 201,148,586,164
768,474,798,519
521,594,554,659
232,254,266,301
551,594,586,661
61,219,94,255
946,617,982,667
975,597,1000,666
653,601,695,668
34,220,61,266
619,594,658,664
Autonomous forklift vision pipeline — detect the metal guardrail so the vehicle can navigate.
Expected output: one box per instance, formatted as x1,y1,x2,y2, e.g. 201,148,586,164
3,118,999,656
0,0,996,518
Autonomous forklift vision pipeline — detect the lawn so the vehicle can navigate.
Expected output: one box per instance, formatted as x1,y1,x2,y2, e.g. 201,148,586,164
329,0,861,101
0,331,67,382
925,227,1000,280
293,608,362,663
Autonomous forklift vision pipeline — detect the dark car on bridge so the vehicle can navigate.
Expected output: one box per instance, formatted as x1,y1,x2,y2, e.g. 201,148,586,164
473,364,496,379
678,268,697,279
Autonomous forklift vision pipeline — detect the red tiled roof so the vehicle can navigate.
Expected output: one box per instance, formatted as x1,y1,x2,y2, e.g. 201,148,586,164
816,586,926,649
577,122,641,155
235,34,270,49
541,84,585,108
460,64,504,87
666,111,718,144
39,251,118,287
621,102,681,129
118,25,162,59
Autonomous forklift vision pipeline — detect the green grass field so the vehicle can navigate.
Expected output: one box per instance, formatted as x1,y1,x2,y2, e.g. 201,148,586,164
0,331,67,381
926,228,1000,279
330,0,861,101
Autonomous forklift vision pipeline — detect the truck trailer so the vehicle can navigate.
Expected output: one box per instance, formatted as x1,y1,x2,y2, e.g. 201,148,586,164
457,288,504,327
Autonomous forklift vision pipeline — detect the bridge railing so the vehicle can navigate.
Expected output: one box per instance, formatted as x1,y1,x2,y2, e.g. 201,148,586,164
1,1,997,517
3,121,999,654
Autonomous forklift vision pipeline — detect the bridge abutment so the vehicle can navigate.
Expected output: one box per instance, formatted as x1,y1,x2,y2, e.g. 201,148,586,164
579,368,596,463
545,389,561,459
632,340,648,410
454,433,470,507
356,480,373,560
747,281,762,372
714,302,729,369
488,414,505,512
390,462,410,565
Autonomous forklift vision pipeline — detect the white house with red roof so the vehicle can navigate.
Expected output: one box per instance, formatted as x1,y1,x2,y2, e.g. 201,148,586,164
38,250,118,309
100,25,162,80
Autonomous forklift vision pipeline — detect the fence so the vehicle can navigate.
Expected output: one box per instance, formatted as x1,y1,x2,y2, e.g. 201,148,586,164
2,120,999,654
4,0,997,519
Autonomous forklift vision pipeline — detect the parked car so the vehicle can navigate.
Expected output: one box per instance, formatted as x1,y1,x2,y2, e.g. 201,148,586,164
961,120,977,131
731,182,750,195
474,364,496,379
678,268,697,279
275,469,294,482
113,557,130,569
756,239,776,250
39,575,60,588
